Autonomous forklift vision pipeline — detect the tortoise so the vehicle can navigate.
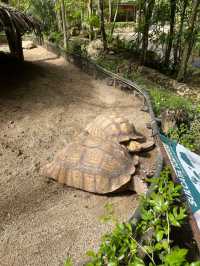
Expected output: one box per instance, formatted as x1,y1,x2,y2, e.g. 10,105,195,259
42,134,137,194
84,114,144,143
85,114,155,153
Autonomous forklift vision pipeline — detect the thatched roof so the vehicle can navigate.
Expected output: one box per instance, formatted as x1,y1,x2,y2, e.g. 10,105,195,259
0,3,41,35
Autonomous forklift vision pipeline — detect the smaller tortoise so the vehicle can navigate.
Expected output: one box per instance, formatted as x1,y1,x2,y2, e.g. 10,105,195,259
42,134,136,194
85,114,144,143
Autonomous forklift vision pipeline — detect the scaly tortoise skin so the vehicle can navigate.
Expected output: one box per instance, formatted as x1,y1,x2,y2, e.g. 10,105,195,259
85,114,144,143
42,134,136,194
128,140,155,153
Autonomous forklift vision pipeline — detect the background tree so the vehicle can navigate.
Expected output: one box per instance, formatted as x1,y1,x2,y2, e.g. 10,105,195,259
98,0,107,51
5,0,200,81
177,0,200,81
60,0,67,49
140,0,155,65
164,0,177,66
88,0,94,41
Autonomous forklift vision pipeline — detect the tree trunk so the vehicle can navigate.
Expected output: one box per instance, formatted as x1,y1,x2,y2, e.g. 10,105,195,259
177,0,200,81
108,0,112,23
173,0,188,67
136,0,143,50
1,0,9,4
98,0,107,51
140,0,155,65
56,7,63,32
6,29,24,61
88,0,94,41
110,0,119,40
16,32,24,61
164,0,177,66
60,0,67,49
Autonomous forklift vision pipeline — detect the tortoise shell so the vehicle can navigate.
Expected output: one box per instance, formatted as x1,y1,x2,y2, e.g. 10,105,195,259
85,114,144,143
42,135,136,194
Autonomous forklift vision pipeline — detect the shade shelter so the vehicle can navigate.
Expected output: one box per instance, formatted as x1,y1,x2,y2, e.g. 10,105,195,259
112,1,137,22
0,3,41,61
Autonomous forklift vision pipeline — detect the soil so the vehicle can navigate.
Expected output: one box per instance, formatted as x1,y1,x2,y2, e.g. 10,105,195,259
0,45,157,266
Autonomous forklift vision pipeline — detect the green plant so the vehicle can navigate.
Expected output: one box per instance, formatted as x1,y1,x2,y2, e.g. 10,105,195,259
100,202,118,225
85,15,100,28
167,124,196,151
86,223,144,266
48,31,63,45
64,257,73,266
148,88,193,116
85,168,199,266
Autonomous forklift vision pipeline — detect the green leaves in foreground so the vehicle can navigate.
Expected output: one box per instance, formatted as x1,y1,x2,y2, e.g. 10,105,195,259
85,168,199,266
86,222,142,266
64,257,73,266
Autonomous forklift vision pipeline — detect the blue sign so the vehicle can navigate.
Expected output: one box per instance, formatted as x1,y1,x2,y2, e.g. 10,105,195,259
160,134,200,230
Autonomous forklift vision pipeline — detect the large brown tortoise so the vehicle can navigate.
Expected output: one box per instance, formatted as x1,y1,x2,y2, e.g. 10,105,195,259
85,114,155,153
42,134,138,194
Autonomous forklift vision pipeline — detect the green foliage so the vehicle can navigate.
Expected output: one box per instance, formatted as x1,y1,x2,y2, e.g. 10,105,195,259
85,15,100,28
100,202,118,225
67,39,86,55
48,31,63,45
64,257,73,266
85,168,199,266
167,124,197,151
96,56,121,73
148,88,193,116
86,223,143,266
26,0,57,33
161,248,188,266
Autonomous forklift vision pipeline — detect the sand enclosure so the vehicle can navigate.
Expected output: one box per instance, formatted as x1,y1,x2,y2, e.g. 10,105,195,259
0,46,157,265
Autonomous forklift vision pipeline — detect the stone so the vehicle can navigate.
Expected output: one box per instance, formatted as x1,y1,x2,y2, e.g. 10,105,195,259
86,39,104,59
22,41,37,50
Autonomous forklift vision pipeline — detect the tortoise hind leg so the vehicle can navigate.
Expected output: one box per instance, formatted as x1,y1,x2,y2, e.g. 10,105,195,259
128,176,148,195
41,161,61,181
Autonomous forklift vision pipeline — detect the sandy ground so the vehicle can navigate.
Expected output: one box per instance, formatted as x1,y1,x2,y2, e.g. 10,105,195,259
0,46,157,266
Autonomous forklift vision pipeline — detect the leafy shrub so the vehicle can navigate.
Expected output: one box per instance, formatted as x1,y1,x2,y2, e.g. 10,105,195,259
48,31,63,45
85,168,200,266
166,104,200,153
85,15,100,28
167,124,197,151
67,39,84,55
148,88,193,117
96,56,121,73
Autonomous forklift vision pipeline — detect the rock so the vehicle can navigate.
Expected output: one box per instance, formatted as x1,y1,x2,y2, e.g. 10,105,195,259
22,41,37,50
141,105,149,112
86,39,104,59
106,78,114,86
161,109,176,134
161,108,188,134
17,149,23,157
70,27,80,36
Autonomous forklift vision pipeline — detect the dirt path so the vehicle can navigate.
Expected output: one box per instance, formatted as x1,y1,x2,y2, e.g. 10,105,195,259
0,46,156,266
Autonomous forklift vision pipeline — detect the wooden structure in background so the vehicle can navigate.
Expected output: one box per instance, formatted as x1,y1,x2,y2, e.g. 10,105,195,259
0,4,41,61
112,2,137,22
